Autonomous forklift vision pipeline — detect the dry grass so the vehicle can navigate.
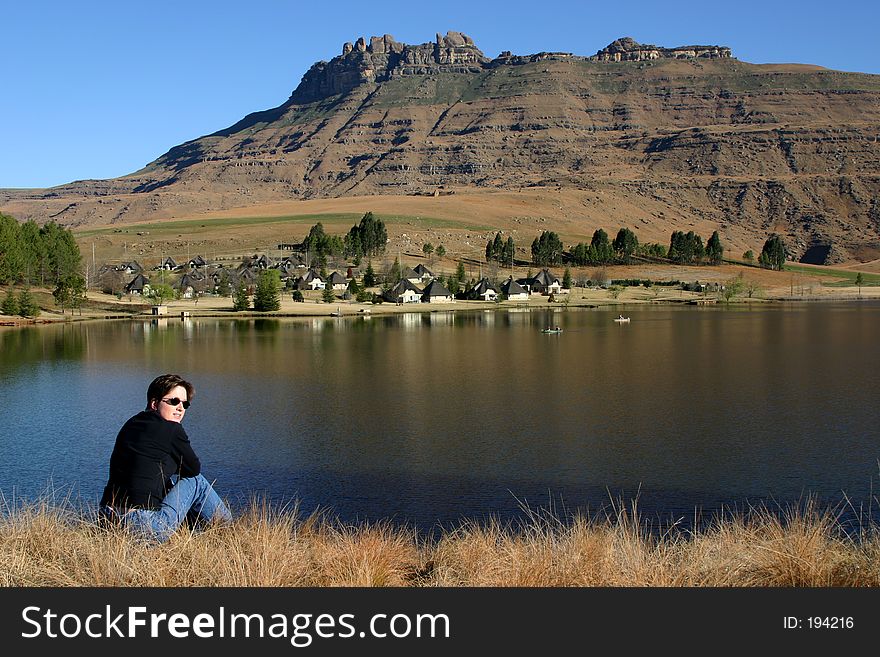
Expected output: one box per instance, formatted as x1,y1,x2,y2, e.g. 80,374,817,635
1,500,878,587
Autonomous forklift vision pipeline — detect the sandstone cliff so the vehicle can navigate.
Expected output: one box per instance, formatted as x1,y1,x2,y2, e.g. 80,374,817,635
3,33,879,263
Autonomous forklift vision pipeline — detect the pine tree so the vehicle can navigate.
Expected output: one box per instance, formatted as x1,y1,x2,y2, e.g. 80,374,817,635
232,281,250,311
706,231,724,265
363,261,376,288
2,288,19,316
388,257,402,284
216,271,231,297
253,270,281,311
759,235,786,271
322,284,336,304
17,288,39,317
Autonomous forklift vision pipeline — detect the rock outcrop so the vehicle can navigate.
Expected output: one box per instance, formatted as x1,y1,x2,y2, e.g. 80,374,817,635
291,31,489,103
593,37,732,62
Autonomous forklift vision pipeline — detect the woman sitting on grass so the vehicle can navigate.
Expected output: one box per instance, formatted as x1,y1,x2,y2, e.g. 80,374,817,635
99,373,232,542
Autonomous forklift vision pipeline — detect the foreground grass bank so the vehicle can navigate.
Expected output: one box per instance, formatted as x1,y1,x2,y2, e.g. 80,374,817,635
2,502,878,587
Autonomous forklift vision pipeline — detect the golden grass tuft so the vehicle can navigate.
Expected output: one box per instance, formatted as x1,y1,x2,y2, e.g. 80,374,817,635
1,499,879,587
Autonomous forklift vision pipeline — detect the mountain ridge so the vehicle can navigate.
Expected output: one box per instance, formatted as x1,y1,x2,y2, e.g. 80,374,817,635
3,32,879,264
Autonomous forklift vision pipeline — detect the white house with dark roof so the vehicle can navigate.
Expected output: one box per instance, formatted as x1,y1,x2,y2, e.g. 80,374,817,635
501,277,529,301
422,279,454,303
296,269,325,291
124,273,150,295
468,277,499,302
158,257,178,271
413,263,434,283
117,261,143,275
525,268,562,295
383,278,422,304
328,271,348,291
177,271,207,299
401,266,421,285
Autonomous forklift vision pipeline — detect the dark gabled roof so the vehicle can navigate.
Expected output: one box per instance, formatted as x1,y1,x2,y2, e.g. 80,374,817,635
413,264,434,277
125,273,150,291
161,257,177,267
470,278,499,297
189,255,208,267
178,272,207,290
302,268,323,282
530,268,559,286
501,277,528,295
422,279,452,298
401,266,420,280
118,261,143,272
382,278,423,302
237,267,257,282
328,271,347,285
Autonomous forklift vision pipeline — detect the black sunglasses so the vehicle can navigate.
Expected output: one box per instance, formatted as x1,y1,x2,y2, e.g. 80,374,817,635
161,397,190,410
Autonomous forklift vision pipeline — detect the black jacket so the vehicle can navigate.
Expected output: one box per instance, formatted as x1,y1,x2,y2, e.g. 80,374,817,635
100,410,201,510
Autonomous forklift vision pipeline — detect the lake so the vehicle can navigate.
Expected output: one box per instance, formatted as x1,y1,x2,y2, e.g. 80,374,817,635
1,302,878,532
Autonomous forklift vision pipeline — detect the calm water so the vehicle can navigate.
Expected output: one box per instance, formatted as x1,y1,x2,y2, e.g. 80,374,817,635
1,303,878,531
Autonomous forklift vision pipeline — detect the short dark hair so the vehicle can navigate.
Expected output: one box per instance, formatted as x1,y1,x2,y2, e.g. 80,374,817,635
146,374,194,409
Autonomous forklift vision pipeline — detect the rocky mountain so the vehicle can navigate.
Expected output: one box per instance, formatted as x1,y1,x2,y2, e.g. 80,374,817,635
3,32,880,263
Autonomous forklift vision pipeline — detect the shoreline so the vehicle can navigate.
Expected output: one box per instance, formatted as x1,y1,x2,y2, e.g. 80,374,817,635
2,279,879,329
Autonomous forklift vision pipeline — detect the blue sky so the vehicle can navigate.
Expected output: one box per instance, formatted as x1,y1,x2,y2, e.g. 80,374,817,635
3,0,878,189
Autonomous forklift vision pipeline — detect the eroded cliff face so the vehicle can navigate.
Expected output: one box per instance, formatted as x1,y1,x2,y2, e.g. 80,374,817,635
3,34,879,263
592,37,732,62
291,31,489,103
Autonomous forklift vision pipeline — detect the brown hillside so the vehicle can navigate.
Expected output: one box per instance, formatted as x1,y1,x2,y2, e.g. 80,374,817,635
3,33,880,263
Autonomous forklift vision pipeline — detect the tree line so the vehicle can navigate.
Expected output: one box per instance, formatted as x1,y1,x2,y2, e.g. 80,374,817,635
0,213,82,286
301,212,388,267
1,213,86,316
526,226,787,270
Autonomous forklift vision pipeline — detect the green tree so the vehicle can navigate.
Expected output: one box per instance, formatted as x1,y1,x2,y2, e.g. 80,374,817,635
706,231,724,265
17,288,39,317
216,271,232,297
68,275,87,314
2,288,19,315
422,242,434,257
759,234,786,271
436,245,446,259
232,281,250,311
503,237,515,268
562,267,572,290
253,269,281,312
322,284,336,304
53,277,73,313
304,222,328,263
145,283,175,306
291,289,304,302
612,228,639,263
0,213,23,284
668,231,705,264
531,230,563,266
363,261,376,288
344,211,388,258
855,272,864,296
590,229,614,264
720,274,744,303
347,277,361,296
455,260,466,284
18,220,45,285
388,257,402,285
743,250,755,263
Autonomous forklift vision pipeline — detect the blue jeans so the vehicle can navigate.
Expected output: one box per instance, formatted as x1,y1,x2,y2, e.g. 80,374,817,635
111,474,232,543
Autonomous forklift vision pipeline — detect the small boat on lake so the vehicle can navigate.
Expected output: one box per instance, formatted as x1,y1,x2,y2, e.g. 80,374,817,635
613,315,630,323
331,307,343,317
542,326,563,334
